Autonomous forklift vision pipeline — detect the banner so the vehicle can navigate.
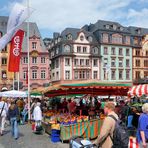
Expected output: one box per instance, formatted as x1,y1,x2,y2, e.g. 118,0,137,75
8,30,24,72
0,3,33,51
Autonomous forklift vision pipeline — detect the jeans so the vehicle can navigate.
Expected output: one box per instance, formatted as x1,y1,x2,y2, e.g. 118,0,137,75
10,117,19,139
22,110,28,124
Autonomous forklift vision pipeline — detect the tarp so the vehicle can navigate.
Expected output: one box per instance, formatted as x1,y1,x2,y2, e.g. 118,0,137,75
128,84,148,97
44,81,132,97
0,90,27,98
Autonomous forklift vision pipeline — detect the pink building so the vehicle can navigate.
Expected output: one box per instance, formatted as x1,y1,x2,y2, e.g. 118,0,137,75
19,22,50,90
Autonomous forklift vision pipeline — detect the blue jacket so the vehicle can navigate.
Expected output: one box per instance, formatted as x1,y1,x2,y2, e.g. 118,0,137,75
8,105,19,120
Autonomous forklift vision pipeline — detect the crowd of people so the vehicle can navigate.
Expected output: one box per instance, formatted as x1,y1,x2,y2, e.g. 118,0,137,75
0,96,148,147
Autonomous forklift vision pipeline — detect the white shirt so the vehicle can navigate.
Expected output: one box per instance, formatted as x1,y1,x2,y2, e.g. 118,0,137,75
33,105,42,121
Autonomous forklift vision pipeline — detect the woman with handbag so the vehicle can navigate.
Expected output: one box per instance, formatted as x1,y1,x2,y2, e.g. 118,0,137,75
7,100,19,140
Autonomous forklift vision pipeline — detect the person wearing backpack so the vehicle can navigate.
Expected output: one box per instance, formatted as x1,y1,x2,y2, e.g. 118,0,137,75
93,102,118,148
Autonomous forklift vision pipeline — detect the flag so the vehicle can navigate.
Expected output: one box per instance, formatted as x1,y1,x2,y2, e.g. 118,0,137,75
8,29,24,72
0,3,33,51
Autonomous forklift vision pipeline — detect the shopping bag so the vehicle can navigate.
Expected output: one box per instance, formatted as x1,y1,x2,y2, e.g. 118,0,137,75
128,137,139,148
32,123,36,131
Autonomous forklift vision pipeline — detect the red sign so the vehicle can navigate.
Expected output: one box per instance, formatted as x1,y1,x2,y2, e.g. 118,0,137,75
8,30,24,72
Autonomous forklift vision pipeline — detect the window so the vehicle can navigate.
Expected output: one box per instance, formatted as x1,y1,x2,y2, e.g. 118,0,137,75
41,70,46,79
119,58,123,67
86,71,90,79
112,34,122,44
74,59,79,66
74,71,78,79
80,59,84,66
32,42,37,49
1,71,7,79
32,57,37,64
77,46,81,53
92,47,99,54
56,47,59,54
1,46,7,52
144,60,148,67
105,25,109,29
23,70,27,79
93,71,98,79
83,47,87,53
111,47,115,55
64,45,70,52
41,57,46,63
1,58,7,65
126,48,130,56
126,70,130,80
135,50,140,56
111,70,116,80
102,33,109,43
104,58,108,67
126,59,130,67
65,71,70,80
80,35,84,41
144,71,148,77
125,36,130,45
93,59,98,67
111,59,116,67
23,57,28,63
55,59,59,68
104,47,108,55
119,70,123,80
32,70,37,79
135,71,140,79
119,48,123,55
65,58,70,66
113,25,117,30
134,37,138,45
136,60,140,67
56,72,59,80
86,59,90,66
146,51,148,56
88,36,93,42
67,34,72,40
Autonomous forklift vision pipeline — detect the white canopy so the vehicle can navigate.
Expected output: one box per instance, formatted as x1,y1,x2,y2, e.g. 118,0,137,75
0,90,27,98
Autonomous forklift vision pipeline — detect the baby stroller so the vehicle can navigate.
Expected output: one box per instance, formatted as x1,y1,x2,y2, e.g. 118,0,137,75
69,136,98,148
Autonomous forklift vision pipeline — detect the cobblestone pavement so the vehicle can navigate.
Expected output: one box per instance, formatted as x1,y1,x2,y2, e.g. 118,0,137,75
0,124,69,148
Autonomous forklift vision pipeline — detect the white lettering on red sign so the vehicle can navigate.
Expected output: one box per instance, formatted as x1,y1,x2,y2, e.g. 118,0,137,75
13,36,20,56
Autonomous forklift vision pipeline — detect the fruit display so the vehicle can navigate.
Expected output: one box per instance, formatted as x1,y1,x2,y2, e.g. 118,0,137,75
43,110,89,126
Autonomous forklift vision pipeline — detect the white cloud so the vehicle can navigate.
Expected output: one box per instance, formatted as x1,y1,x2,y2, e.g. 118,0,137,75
0,0,142,37
127,8,148,28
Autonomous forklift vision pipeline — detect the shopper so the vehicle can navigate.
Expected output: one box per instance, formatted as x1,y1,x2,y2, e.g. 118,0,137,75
136,103,148,148
33,102,42,131
93,102,118,148
0,98,8,136
7,101,19,140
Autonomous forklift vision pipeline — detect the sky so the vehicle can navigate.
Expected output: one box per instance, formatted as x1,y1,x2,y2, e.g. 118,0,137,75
0,0,148,38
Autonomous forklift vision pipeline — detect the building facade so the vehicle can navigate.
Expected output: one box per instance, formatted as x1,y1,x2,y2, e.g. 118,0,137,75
0,16,50,91
47,28,101,84
47,20,148,85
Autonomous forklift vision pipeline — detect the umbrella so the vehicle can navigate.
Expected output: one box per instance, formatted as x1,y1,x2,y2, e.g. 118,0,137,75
0,90,27,98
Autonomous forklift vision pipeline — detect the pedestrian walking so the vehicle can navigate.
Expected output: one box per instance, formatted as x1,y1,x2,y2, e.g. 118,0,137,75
0,98,8,136
136,103,148,148
93,102,118,148
7,100,19,140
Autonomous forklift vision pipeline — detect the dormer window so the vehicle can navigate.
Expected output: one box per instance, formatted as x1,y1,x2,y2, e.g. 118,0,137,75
105,24,109,29
67,34,72,40
80,35,84,41
120,27,124,31
88,36,93,42
113,25,117,30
